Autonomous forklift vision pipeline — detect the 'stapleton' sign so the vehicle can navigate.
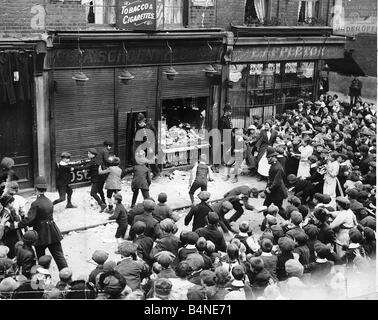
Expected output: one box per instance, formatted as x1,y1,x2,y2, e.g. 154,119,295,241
116,0,157,30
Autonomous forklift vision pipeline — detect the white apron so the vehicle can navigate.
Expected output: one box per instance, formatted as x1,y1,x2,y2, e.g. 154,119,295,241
257,151,271,177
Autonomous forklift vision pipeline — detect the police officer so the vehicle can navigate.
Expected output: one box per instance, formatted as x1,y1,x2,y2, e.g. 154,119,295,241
17,176,68,271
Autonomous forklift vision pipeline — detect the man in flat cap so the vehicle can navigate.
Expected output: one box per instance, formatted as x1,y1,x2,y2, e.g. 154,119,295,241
130,199,160,241
185,191,213,232
115,241,149,291
222,185,255,224
15,230,38,279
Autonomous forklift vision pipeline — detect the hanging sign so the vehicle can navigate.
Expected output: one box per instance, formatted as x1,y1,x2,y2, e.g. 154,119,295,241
116,0,157,31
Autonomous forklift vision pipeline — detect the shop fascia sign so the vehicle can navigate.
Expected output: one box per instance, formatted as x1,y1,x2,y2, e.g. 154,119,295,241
116,0,157,31
233,45,344,62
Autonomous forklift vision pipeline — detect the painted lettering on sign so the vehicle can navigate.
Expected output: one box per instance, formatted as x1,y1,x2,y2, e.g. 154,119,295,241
116,0,156,30
233,45,345,63
70,169,89,184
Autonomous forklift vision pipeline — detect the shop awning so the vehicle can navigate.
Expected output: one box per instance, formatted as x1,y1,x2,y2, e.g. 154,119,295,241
325,50,365,77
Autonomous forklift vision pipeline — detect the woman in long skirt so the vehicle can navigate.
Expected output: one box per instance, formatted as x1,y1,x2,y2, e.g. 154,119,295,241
323,152,340,199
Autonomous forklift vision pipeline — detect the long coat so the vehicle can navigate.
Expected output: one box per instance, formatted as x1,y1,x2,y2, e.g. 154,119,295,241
18,194,63,246
266,161,288,203
184,201,213,231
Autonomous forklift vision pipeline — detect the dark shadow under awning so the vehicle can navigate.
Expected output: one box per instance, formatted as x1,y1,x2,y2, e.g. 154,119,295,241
326,50,365,77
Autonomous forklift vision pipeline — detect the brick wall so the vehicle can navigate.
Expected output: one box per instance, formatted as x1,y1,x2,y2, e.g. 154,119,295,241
216,0,245,30
0,0,86,38
188,5,216,28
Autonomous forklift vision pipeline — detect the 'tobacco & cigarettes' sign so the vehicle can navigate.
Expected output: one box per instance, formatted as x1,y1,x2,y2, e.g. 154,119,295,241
116,0,156,31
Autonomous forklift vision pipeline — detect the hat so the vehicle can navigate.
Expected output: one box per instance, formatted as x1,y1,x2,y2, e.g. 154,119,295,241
261,238,273,252
112,193,122,202
290,211,303,225
196,237,208,251
360,216,376,230
347,188,359,199
154,251,175,266
287,174,297,182
303,224,319,239
266,214,277,226
200,270,216,286
0,246,9,258
296,98,304,104
270,225,284,240
295,232,309,245
266,146,278,158
267,204,279,214
288,196,301,207
314,242,330,259
335,196,350,206
137,113,146,122
285,259,304,278
248,125,257,130
349,228,363,243
38,255,52,269
207,212,219,225
103,140,113,147
223,103,232,111
118,241,138,256
198,191,211,201
278,237,295,252
34,176,47,189
186,231,199,245
88,148,98,156
221,201,233,210
0,277,18,293
154,278,172,297
61,152,71,158
239,220,250,232
363,227,375,241
59,267,73,281
0,194,14,207
0,157,14,169
305,100,313,106
187,285,207,300
159,218,175,233
92,250,109,264
103,261,117,272
321,194,332,204
158,193,167,203
185,253,205,271
143,199,156,211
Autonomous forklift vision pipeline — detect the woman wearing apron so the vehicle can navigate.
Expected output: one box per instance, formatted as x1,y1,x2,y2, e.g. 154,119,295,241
323,152,340,199
256,121,278,179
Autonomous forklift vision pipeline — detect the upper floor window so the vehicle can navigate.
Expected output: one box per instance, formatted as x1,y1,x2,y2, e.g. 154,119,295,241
245,0,270,25
298,0,320,24
84,0,116,25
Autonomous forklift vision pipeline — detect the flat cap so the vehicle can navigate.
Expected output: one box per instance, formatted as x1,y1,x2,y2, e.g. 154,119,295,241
38,255,52,268
143,199,156,211
207,212,219,225
285,259,304,278
59,267,73,281
154,251,176,265
278,236,295,252
88,148,98,155
290,211,303,225
335,196,350,206
61,152,71,158
92,250,109,264
198,191,211,201
118,241,138,256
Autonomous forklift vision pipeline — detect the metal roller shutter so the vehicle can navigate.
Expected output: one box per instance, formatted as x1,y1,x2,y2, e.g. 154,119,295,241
161,64,210,99
115,66,158,165
53,69,115,161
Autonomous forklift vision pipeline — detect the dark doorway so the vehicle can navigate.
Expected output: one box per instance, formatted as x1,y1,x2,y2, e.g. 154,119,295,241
0,100,34,189
125,111,147,166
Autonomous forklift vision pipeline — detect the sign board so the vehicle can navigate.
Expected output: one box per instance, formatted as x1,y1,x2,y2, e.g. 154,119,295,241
70,168,90,184
116,0,157,30
332,0,377,36
232,45,345,63
192,0,215,6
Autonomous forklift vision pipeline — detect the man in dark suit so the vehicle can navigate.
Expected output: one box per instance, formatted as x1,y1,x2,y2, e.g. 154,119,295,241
195,212,227,253
131,154,152,207
17,176,68,271
263,147,288,219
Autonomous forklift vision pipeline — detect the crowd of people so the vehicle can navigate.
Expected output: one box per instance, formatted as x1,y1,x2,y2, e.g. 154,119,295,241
0,93,376,300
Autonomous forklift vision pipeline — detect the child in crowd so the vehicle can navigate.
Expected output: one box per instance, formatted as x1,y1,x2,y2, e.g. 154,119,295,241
108,193,128,244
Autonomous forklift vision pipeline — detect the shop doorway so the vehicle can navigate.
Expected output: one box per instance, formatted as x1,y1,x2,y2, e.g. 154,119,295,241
125,111,147,166
0,100,34,189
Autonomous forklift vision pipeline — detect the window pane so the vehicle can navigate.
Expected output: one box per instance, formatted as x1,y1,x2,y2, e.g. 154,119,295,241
165,0,183,26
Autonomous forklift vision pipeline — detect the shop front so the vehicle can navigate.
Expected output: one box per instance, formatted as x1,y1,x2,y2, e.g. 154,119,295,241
47,31,225,188
227,33,346,128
